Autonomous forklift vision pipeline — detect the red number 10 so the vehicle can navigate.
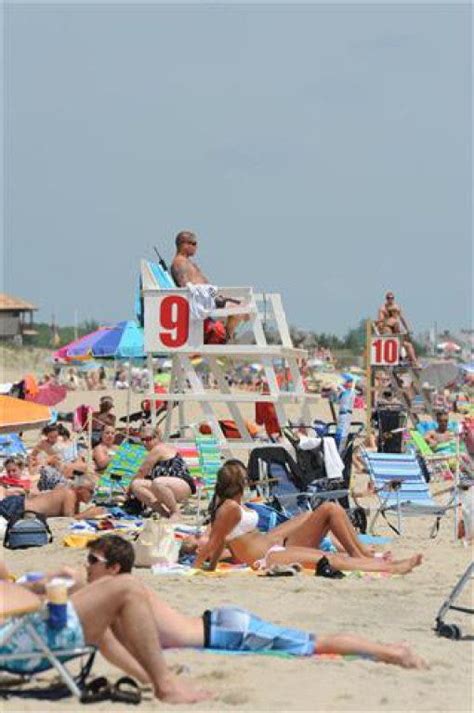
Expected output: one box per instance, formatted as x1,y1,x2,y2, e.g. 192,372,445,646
372,338,399,365
159,296,189,348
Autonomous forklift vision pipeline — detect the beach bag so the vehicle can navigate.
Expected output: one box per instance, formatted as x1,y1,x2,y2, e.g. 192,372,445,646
246,502,288,532
134,520,180,567
3,510,53,550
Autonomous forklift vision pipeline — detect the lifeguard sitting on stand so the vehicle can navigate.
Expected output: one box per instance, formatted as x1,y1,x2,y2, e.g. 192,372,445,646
171,230,246,344
377,291,419,367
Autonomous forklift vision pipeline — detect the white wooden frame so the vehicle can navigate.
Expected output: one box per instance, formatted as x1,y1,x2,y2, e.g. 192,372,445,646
142,271,318,453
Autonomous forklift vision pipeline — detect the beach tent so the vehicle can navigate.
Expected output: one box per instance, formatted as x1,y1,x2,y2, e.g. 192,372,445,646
0,396,51,433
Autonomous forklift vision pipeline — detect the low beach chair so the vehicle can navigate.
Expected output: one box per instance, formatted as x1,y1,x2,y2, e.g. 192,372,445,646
193,435,223,521
363,451,454,537
96,440,147,501
0,582,95,701
247,446,350,518
409,430,454,482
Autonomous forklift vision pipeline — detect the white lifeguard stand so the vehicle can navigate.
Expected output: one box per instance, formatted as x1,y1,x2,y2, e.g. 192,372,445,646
141,261,319,454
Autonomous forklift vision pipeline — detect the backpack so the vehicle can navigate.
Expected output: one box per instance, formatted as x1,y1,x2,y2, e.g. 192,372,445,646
3,510,53,549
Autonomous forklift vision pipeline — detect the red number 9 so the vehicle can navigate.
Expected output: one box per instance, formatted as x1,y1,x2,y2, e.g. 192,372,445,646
159,296,189,348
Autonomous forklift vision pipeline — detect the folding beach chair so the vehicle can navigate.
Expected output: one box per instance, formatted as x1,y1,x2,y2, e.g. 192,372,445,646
192,435,223,522
408,430,454,482
247,445,350,519
0,583,95,701
363,451,454,537
0,434,27,463
95,440,148,502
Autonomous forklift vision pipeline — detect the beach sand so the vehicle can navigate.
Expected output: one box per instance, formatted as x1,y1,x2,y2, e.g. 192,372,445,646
1,384,473,712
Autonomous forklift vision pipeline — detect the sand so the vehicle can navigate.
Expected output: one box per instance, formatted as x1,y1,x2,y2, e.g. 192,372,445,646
1,382,473,713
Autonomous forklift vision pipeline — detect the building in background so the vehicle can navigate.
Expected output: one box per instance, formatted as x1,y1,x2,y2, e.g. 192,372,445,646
0,293,38,344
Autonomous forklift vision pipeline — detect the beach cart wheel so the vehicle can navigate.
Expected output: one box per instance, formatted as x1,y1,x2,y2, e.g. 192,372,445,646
436,622,461,640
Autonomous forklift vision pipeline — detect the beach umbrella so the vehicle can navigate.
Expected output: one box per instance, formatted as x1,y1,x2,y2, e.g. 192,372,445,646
54,321,145,361
0,396,51,433
53,328,108,362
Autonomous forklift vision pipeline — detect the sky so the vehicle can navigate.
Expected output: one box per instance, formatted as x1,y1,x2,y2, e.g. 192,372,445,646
2,2,472,336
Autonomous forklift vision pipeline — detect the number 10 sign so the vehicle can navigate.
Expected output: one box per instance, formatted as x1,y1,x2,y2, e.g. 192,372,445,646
370,336,400,366
144,292,202,352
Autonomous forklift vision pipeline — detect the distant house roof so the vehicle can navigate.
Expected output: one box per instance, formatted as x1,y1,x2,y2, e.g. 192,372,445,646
0,293,38,312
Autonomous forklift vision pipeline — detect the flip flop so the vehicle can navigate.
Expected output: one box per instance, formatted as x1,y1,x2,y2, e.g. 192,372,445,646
110,676,142,705
315,556,345,579
80,676,111,704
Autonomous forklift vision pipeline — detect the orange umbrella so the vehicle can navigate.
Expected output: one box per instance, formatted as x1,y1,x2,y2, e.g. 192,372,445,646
0,396,51,433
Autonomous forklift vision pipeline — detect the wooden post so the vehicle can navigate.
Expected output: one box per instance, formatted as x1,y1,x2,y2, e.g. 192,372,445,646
365,319,372,441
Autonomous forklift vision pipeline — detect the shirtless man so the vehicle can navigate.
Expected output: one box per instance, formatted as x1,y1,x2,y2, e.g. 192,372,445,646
0,479,104,521
170,230,243,342
170,230,209,286
377,291,418,366
67,534,427,670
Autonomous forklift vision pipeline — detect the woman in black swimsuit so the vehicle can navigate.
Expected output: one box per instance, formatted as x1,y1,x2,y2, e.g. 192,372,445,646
129,426,195,518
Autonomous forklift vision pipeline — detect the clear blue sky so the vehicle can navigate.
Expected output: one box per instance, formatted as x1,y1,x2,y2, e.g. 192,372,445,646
3,3,472,335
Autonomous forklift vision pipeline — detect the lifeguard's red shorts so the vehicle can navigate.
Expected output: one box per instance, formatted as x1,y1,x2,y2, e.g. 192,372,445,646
203,319,226,345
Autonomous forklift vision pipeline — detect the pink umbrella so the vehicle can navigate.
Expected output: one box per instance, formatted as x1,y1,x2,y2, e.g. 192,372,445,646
26,382,68,407
53,328,108,362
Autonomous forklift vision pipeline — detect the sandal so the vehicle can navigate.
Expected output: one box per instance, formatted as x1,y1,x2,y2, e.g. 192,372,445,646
315,556,345,579
80,676,111,704
110,676,142,705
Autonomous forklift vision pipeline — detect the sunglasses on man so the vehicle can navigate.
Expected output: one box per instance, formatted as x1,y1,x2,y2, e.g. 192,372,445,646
87,552,108,566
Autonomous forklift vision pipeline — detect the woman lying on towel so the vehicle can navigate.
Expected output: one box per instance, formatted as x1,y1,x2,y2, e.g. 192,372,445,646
194,461,423,577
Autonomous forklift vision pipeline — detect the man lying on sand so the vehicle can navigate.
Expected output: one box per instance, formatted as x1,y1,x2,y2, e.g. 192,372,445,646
1,535,427,672
0,477,104,522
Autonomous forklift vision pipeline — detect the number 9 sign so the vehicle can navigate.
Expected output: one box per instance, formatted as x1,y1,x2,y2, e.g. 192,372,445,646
159,295,189,348
370,337,400,366
144,291,203,352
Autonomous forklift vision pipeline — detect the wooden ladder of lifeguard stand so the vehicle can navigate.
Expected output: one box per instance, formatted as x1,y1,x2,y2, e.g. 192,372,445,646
141,270,319,455
365,321,435,433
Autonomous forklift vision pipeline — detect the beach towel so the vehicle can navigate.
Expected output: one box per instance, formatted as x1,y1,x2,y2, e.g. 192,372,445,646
186,283,218,320
323,438,344,479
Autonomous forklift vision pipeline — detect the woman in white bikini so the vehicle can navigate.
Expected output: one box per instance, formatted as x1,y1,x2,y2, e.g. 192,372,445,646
194,461,423,577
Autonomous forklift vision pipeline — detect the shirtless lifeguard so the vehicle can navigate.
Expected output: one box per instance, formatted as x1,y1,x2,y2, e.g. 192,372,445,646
170,231,209,286
170,230,245,342
377,291,418,366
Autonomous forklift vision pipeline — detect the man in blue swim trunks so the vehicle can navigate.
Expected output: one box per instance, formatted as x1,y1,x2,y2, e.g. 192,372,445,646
72,535,427,669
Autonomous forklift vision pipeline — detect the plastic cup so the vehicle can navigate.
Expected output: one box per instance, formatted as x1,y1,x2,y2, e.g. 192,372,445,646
46,579,68,630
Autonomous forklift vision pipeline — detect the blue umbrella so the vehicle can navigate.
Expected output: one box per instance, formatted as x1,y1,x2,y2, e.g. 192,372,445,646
68,321,145,359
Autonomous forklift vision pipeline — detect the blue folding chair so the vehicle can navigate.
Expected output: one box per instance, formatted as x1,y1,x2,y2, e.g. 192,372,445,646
363,451,454,537
0,583,95,701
